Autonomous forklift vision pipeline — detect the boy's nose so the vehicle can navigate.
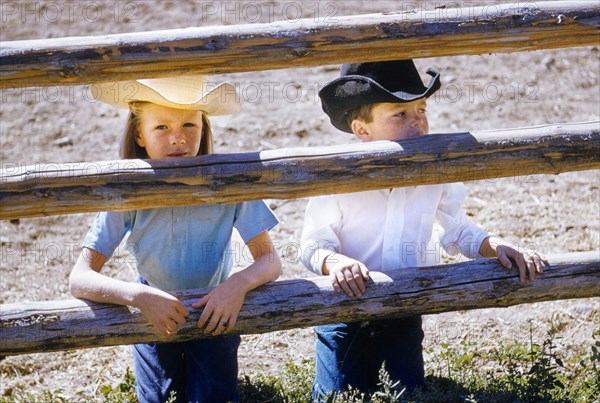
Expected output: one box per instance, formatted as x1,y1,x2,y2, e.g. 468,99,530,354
409,113,423,126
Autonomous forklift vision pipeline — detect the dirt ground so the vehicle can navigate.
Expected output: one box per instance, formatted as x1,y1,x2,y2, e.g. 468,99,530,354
0,0,599,400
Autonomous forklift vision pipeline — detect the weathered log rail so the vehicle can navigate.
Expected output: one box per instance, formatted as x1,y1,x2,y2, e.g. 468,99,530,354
1,1,598,88
0,251,597,357
1,122,599,220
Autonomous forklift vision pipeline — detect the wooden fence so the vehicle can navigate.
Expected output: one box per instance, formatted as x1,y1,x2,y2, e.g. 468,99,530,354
1,252,598,357
1,122,598,220
1,1,598,88
1,1,599,356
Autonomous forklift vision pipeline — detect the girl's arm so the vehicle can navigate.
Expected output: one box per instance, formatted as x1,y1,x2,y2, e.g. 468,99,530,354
70,248,189,337
193,230,281,335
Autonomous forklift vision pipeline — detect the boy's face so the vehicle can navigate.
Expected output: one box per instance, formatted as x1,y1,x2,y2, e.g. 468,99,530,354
351,98,429,142
136,104,203,159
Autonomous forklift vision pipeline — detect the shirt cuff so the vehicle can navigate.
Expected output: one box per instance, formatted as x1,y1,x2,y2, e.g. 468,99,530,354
307,247,337,275
473,231,493,259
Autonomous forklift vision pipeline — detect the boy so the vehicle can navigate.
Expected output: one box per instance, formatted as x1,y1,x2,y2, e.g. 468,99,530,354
300,59,547,400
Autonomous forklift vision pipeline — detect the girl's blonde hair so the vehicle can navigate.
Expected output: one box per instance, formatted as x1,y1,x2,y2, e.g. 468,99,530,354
120,102,213,159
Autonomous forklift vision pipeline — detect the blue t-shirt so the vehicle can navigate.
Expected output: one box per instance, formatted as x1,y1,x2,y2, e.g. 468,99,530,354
82,201,278,291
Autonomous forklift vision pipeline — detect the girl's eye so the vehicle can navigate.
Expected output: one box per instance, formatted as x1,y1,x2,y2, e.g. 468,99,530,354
155,125,168,130
183,123,197,128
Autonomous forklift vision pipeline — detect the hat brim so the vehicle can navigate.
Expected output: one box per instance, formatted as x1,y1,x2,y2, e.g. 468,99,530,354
319,68,441,133
92,76,240,116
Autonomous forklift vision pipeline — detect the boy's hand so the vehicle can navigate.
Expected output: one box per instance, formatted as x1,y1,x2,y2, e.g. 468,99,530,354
324,254,370,297
192,279,246,336
480,237,548,283
496,245,548,283
134,285,189,338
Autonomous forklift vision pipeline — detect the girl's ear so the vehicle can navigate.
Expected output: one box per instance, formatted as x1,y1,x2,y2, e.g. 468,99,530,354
134,132,146,148
351,119,370,141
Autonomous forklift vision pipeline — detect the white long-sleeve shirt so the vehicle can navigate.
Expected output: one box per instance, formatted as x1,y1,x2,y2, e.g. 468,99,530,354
300,183,490,275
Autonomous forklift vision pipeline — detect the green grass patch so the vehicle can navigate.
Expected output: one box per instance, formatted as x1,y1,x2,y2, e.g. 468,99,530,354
2,328,598,403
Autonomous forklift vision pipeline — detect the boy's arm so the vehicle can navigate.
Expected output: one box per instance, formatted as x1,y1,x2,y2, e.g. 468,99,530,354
192,230,281,335
69,248,189,337
479,236,548,282
436,184,547,282
300,195,369,297
437,183,491,259
300,196,344,275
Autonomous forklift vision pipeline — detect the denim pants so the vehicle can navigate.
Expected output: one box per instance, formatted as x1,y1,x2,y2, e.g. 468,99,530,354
133,335,241,403
312,316,425,401
132,276,240,403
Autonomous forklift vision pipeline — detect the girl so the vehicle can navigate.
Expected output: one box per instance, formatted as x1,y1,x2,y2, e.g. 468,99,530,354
69,75,281,403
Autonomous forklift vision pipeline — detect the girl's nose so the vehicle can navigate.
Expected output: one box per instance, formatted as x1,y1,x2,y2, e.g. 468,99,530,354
170,131,186,145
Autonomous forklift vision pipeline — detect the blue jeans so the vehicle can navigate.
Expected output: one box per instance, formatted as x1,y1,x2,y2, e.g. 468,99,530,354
312,316,425,401
133,335,241,403
133,276,240,403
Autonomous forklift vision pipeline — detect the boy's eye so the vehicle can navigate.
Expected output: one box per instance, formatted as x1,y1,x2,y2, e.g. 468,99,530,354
395,112,406,118
155,124,168,130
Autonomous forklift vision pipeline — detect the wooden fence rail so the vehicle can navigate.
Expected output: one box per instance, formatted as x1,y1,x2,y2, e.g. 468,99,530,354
1,122,598,220
1,1,598,88
0,251,597,357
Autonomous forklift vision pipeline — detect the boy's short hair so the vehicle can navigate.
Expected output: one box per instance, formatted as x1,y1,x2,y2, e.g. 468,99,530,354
346,103,376,127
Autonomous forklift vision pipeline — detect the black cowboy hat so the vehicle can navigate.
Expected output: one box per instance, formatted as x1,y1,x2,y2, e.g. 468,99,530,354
318,59,441,133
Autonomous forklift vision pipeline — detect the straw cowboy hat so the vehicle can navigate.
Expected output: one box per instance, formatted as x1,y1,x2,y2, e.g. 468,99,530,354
319,59,441,133
93,75,240,115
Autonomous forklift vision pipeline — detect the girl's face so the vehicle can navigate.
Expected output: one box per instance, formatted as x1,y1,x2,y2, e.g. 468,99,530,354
352,98,429,142
136,104,204,159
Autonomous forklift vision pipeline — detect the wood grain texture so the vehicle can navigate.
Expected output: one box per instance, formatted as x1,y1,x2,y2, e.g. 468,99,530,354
1,1,598,88
1,122,598,220
0,251,597,356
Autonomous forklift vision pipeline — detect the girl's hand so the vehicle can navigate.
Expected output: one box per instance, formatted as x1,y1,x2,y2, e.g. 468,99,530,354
70,249,188,338
134,285,190,338
325,254,370,297
192,279,246,336
495,245,548,283
192,230,280,336
191,230,280,336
